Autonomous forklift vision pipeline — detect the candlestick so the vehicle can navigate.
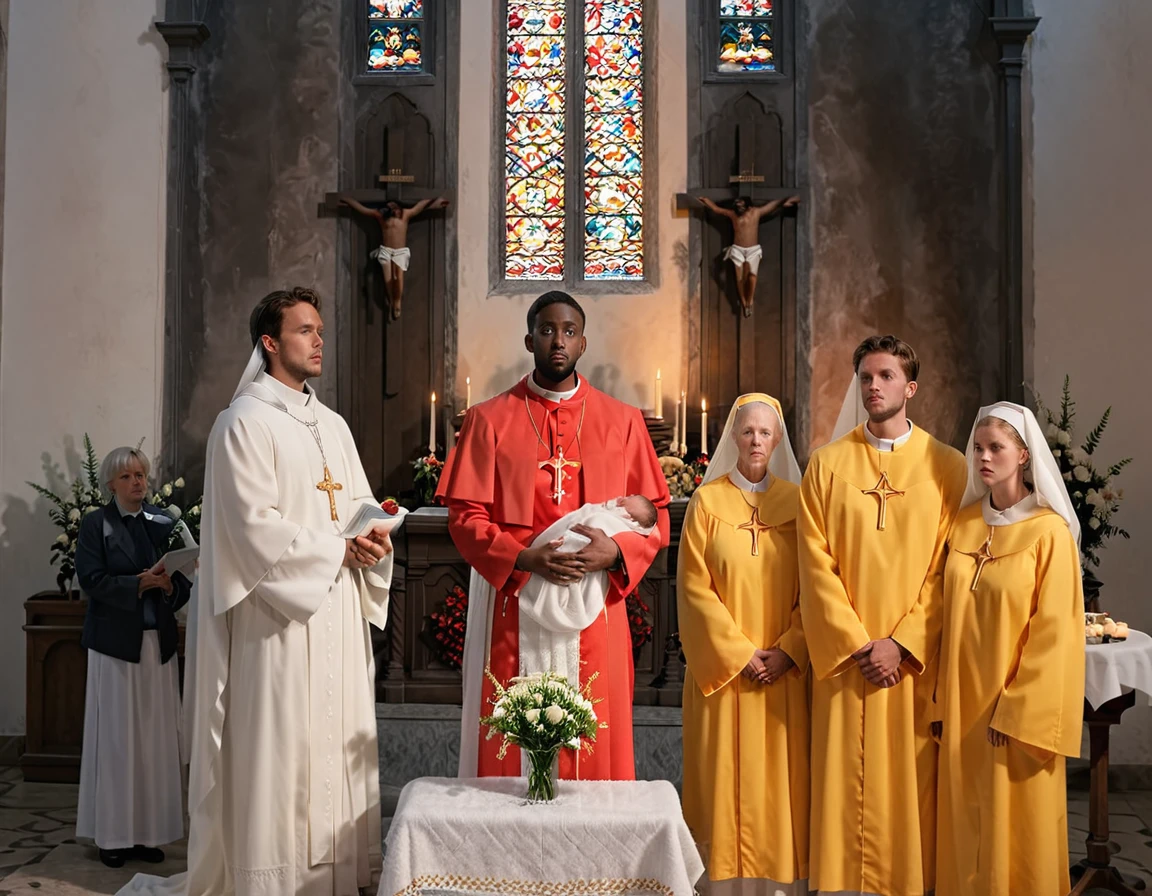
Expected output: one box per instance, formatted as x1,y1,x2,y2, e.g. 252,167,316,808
429,391,437,454
465,376,472,409
655,369,663,419
701,398,708,457
680,391,688,456
671,396,680,456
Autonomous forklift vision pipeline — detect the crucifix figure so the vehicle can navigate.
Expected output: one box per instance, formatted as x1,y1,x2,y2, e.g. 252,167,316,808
862,470,905,531
316,464,344,522
540,448,581,504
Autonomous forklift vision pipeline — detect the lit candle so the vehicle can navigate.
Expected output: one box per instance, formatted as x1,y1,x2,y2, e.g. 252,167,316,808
680,391,688,456
465,376,472,409
701,398,708,456
655,369,663,419
671,396,680,456
429,391,437,454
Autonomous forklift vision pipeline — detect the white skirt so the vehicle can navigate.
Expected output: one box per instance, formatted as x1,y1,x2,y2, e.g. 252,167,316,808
76,631,186,849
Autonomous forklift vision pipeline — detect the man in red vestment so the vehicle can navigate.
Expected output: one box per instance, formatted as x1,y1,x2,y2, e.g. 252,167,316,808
436,291,670,780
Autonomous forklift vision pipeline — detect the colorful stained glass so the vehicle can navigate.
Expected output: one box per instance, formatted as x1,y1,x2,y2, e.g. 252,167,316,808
718,20,774,72
369,0,423,18
720,0,772,16
368,23,422,71
584,0,643,279
506,2,567,280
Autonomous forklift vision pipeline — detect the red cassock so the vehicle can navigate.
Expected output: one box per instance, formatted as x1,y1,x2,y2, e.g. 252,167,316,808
436,374,670,780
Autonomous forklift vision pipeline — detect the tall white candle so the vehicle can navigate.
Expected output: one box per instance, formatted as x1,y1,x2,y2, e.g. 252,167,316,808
655,369,663,418
701,398,708,457
430,391,437,454
465,376,472,409
680,391,688,456
671,396,680,456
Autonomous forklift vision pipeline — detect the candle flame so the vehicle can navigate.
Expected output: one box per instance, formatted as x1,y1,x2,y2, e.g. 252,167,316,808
702,398,707,411
656,368,661,378
431,391,437,402
465,376,470,385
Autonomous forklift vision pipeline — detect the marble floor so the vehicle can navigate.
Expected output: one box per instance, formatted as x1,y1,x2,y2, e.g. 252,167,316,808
0,763,1147,895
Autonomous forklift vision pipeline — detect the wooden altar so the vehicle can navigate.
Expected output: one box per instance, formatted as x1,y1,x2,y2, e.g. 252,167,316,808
374,502,690,706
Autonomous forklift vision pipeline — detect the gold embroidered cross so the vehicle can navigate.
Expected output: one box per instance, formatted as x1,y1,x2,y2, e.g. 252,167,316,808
540,447,581,504
960,527,996,591
862,471,905,531
737,506,772,556
316,465,343,521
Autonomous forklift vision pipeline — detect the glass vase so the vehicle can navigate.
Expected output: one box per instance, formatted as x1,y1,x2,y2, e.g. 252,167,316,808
525,746,560,802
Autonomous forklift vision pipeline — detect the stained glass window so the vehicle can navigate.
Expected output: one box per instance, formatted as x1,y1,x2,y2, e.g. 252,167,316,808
504,1,646,283
718,0,775,73
367,0,424,72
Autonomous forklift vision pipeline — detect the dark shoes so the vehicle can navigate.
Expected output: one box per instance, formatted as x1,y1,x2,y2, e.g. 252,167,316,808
97,845,165,867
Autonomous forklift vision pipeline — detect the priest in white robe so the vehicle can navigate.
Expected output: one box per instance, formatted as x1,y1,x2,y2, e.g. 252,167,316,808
121,287,393,896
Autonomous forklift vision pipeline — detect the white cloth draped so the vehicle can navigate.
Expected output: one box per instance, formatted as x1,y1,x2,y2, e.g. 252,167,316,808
1084,629,1152,710
120,370,393,896
518,502,650,690
76,631,184,850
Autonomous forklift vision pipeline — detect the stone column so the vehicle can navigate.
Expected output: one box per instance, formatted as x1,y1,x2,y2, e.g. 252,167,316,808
991,2,1040,403
156,5,209,477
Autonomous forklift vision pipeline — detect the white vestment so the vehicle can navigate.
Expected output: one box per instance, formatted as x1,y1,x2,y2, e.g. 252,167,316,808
518,501,650,689
120,371,393,896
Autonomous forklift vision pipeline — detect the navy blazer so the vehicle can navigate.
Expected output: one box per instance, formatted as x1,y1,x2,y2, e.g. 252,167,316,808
75,500,192,664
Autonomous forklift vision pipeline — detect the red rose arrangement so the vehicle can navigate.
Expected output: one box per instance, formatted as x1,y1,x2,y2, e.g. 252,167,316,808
422,584,468,670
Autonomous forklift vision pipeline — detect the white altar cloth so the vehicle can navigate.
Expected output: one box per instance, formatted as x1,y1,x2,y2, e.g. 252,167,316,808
379,777,704,896
1085,629,1152,710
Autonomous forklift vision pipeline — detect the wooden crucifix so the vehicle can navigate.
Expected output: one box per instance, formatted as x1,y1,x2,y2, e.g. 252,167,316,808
324,123,453,320
676,127,801,317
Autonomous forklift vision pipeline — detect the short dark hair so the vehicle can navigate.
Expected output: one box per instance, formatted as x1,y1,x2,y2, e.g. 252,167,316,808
250,287,322,364
526,290,586,333
852,334,920,382
630,495,658,528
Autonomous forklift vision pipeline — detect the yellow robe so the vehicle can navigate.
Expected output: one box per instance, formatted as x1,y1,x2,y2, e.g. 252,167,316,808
678,477,809,891
798,424,966,896
934,503,1085,896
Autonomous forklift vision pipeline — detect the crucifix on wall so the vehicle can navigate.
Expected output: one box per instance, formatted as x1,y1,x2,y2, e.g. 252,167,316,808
676,123,801,317
324,122,453,320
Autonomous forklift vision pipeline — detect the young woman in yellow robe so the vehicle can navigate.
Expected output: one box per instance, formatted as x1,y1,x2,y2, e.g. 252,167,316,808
678,393,809,896
934,402,1084,896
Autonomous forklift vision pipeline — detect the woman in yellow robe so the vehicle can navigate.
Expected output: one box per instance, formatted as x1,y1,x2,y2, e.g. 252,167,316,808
677,393,809,895
934,402,1085,896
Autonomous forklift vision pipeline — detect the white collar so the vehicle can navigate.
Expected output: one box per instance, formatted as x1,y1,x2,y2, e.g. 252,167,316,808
728,467,772,493
982,490,1042,526
526,372,580,403
256,371,314,408
864,419,914,453
115,498,142,519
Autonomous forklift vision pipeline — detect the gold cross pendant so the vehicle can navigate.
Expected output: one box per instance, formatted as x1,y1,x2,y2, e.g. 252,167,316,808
862,471,905,531
736,505,772,556
960,527,996,591
540,447,581,504
316,464,343,521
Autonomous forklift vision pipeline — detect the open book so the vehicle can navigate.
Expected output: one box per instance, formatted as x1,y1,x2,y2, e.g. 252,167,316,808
340,503,409,540
149,546,200,577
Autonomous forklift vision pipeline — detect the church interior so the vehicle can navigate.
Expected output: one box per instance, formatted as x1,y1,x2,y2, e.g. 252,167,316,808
0,0,1150,893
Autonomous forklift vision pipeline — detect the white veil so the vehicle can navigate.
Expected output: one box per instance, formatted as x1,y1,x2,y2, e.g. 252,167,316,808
701,393,803,486
961,401,1080,544
230,345,266,403
830,373,868,442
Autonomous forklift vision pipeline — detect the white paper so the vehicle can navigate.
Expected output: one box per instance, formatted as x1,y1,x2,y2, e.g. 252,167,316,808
340,504,408,540
150,545,200,577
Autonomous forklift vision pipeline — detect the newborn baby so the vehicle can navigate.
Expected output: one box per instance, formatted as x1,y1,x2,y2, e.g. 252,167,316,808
518,496,658,684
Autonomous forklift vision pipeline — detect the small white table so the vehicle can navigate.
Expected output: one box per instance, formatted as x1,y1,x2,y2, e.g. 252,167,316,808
1071,630,1152,896
378,777,704,896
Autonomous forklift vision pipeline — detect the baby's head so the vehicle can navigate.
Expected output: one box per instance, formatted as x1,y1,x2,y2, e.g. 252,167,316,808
617,494,657,529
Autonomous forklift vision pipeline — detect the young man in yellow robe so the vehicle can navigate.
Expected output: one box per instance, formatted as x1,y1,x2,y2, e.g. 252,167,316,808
933,403,1084,895
798,336,966,896
679,394,809,895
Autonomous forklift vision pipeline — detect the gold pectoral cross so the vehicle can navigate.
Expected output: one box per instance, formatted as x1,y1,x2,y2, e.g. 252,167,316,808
960,527,996,591
736,505,772,556
316,464,343,521
862,471,905,531
540,447,581,504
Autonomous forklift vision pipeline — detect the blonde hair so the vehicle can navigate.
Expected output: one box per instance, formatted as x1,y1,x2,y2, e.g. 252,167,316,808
99,447,151,489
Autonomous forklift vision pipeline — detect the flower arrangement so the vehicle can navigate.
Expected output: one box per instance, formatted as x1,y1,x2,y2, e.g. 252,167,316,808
659,453,710,499
149,477,203,553
481,670,602,801
1037,376,1131,570
421,584,468,670
626,592,654,656
412,453,444,506
25,434,105,594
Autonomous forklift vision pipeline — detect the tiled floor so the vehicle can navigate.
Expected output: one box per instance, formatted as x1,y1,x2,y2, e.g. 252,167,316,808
0,763,1147,895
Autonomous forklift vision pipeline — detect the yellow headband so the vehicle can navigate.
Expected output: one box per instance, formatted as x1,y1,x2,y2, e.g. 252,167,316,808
734,392,784,420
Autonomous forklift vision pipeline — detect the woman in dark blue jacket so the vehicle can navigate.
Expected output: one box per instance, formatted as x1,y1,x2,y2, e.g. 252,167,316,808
74,447,192,868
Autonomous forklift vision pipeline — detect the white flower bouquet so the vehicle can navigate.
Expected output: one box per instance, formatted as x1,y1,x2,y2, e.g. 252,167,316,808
481,670,602,801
